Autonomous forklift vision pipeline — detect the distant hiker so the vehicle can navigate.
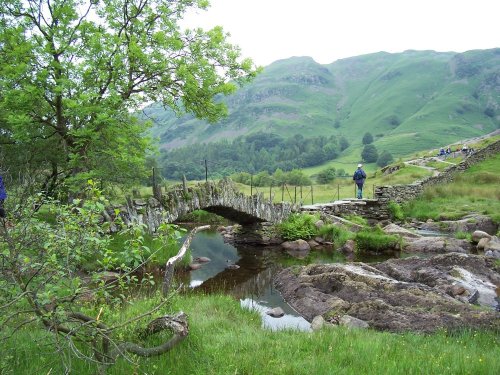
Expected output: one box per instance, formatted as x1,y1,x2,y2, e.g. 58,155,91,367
0,175,7,218
353,164,367,199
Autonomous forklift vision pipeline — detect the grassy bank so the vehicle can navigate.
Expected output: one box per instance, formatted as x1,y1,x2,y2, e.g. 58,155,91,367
403,153,500,223
3,294,499,374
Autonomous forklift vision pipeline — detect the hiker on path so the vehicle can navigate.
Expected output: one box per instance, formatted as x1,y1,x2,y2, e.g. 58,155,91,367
0,175,7,218
353,164,367,199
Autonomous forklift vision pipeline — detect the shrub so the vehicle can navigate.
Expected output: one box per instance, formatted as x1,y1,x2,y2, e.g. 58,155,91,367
278,213,318,241
387,201,404,221
318,224,353,247
362,132,374,145
354,226,402,254
316,167,337,184
377,151,394,167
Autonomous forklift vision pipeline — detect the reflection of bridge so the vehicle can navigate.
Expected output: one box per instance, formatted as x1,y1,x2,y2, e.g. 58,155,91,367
195,245,281,299
123,178,301,231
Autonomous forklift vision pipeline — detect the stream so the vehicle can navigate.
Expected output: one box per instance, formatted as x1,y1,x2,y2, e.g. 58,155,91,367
176,228,396,331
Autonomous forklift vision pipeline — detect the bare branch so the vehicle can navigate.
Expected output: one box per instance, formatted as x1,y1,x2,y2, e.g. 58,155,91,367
162,225,210,296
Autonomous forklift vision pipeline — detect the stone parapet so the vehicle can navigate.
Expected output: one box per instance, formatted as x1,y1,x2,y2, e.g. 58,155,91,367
114,178,301,233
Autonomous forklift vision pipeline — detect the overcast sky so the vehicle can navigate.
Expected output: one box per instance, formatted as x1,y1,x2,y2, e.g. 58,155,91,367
183,0,500,66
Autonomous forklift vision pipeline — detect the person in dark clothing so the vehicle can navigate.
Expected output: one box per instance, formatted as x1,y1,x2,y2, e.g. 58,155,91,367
0,175,7,218
353,164,367,199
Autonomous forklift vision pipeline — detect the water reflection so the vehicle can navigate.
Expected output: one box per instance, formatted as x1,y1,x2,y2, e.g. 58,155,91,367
182,229,312,331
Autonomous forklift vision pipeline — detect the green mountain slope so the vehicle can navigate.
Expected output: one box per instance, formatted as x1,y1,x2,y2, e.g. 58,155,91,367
145,49,500,157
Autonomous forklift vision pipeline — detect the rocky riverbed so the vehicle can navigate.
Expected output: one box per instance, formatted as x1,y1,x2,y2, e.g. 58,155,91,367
273,214,500,332
275,252,499,333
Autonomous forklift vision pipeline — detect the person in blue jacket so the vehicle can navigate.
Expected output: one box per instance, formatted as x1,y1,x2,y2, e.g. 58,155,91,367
353,164,367,199
0,175,7,218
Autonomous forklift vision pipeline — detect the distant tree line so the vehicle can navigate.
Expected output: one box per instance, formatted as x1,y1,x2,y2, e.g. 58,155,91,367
159,132,349,180
231,169,312,187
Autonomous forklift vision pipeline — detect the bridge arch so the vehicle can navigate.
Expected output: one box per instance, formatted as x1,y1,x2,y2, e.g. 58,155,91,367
121,178,301,232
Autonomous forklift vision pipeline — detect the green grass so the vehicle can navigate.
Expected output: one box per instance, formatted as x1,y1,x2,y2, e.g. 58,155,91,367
354,226,402,254
403,153,500,222
2,294,499,374
318,224,354,248
233,163,432,204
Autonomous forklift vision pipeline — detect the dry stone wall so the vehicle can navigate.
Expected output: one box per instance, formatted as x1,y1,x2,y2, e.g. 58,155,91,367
375,139,500,204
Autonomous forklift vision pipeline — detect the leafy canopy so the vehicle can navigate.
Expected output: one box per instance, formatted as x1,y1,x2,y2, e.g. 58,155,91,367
0,0,257,193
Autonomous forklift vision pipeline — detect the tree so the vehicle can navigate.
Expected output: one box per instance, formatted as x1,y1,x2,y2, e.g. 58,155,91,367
0,181,210,372
339,136,349,151
316,167,336,184
362,132,374,145
377,150,394,167
0,0,257,195
361,144,378,163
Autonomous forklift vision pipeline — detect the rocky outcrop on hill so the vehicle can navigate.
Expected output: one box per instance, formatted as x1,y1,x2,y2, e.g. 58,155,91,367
275,253,499,332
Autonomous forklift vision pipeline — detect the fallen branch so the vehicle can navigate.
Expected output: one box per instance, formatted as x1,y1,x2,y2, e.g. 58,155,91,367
162,225,210,297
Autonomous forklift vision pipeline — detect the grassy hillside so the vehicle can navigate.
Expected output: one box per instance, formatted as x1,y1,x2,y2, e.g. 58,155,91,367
145,49,499,157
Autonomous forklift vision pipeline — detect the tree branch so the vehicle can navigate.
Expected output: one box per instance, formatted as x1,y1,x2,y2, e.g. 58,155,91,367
162,225,210,297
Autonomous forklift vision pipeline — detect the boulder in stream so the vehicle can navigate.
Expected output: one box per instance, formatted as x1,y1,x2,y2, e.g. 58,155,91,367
472,230,492,243
281,239,311,252
404,237,472,253
383,223,422,239
266,307,285,318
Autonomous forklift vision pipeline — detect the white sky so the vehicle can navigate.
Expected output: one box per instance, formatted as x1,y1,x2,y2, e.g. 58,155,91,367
183,0,500,66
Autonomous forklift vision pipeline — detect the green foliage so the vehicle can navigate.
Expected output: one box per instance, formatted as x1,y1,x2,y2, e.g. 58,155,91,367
344,215,368,227
105,223,187,270
339,136,349,151
362,132,374,145
387,201,404,221
377,150,394,167
318,224,353,247
316,167,337,184
232,168,311,187
0,0,257,194
354,226,402,253
177,209,229,225
361,144,379,163
0,182,188,370
278,213,318,241
163,132,341,180
484,106,495,118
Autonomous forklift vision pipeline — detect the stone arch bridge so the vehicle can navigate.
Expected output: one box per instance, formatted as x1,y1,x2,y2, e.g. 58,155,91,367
121,178,301,232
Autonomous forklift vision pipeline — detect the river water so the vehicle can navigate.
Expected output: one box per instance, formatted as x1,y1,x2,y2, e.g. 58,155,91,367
177,229,393,332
